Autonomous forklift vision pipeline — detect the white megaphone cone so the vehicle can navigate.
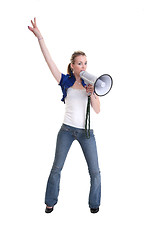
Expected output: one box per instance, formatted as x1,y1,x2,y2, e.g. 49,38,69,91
80,71,113,96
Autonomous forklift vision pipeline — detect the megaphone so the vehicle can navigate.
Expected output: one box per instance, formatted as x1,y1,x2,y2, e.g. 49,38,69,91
80,71,113,138
80,71,113,96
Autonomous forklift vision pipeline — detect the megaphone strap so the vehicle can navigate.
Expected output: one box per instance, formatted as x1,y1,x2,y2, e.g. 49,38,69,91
85,96,91,139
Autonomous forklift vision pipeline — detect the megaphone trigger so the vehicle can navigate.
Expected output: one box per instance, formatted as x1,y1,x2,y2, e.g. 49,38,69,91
86,84,94,96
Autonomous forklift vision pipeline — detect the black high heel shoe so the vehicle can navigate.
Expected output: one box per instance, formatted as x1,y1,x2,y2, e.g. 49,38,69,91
90,207,99,213
45,206,54,213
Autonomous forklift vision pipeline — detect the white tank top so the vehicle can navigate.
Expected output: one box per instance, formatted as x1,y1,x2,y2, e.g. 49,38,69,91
63,87,88,129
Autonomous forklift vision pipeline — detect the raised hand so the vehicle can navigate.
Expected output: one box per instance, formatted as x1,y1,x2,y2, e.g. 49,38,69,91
28,17,61,82
28,17,42,39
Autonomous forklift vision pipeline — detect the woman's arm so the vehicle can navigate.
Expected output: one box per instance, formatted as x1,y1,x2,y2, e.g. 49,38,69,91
86,85,100,114
28,18,61,83
90,93,100,114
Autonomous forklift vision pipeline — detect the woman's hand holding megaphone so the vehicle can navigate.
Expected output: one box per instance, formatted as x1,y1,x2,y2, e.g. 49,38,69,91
86,84,94,96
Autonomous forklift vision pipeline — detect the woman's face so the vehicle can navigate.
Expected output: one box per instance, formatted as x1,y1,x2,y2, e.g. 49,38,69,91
71,55,87,77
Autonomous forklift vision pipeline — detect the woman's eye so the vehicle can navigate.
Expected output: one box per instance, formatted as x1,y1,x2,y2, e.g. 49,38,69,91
78,62,87,66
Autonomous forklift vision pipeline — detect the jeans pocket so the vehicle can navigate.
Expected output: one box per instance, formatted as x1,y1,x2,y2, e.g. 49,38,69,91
61,124,70,132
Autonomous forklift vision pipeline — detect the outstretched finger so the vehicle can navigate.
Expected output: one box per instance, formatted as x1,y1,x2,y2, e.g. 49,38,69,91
28,26,33,32
31,19,35,27
34,17,36,25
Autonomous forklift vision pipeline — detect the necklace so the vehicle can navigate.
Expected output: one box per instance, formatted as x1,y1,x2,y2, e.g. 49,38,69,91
76,80,81,85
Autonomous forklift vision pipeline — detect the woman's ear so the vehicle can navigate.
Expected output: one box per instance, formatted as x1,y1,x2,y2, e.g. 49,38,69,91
70,63,74,72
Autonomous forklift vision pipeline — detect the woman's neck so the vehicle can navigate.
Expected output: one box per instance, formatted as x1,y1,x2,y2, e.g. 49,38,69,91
74,74,81,82
72,74,85,89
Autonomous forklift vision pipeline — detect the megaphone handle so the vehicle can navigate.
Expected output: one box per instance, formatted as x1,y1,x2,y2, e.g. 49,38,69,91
85,96,91,139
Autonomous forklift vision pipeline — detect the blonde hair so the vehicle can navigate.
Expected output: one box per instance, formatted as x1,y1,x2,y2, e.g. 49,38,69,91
67,51,86,76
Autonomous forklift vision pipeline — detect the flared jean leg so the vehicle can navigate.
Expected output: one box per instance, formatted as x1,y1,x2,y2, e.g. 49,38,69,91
78,131,101,209
45,127,74,207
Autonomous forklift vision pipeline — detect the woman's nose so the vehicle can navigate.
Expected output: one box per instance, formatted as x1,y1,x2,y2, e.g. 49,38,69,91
82,64,85,70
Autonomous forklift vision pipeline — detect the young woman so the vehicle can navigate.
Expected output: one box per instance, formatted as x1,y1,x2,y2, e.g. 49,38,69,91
28,18,101,214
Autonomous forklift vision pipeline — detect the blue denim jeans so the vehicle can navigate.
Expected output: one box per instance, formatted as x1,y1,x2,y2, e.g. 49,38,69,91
45,124,101,209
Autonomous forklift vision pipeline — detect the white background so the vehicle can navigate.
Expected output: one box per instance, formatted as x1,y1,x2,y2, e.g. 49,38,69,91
0,0,144,239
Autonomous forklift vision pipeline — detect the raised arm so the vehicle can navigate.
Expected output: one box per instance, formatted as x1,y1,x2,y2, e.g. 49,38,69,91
28,18,61,83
